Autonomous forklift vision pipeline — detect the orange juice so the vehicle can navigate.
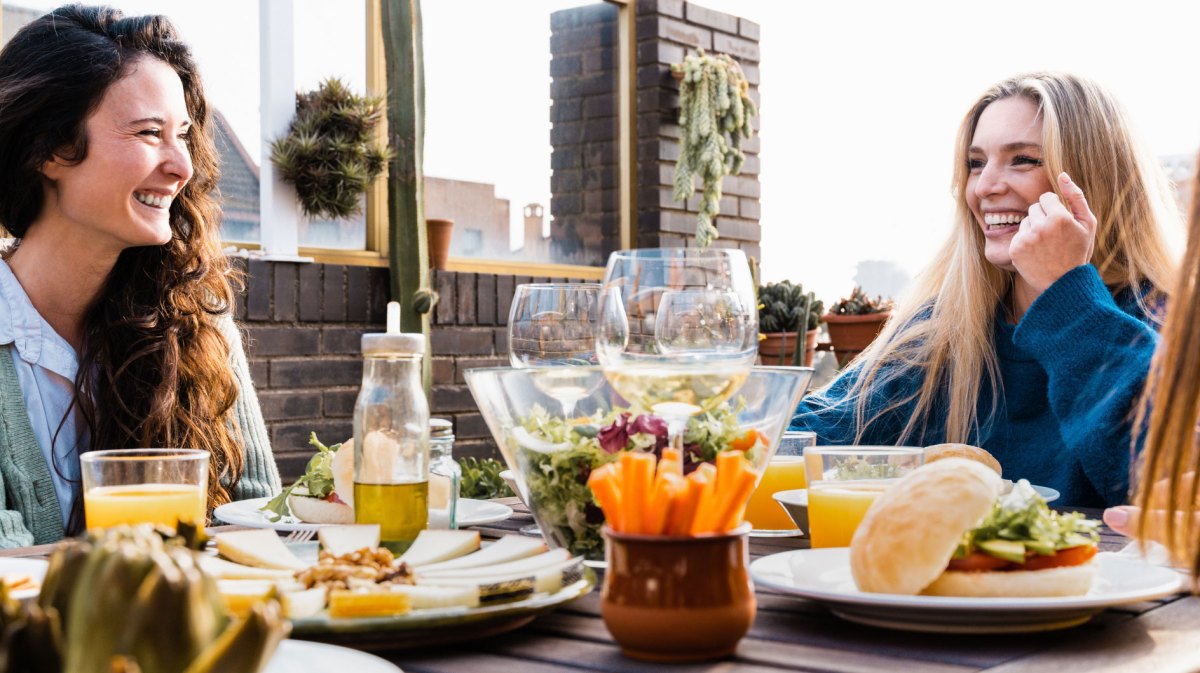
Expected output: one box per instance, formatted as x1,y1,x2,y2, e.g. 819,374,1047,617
84,483,206,530
806,480,890,548
744,456,807,531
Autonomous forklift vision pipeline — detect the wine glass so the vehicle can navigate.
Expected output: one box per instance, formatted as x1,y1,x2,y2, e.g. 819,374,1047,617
507,282,601,536
597,249,758,450
507,283,602,418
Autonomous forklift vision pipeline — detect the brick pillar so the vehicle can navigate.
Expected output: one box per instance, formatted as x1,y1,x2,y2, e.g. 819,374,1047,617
634,0,761,260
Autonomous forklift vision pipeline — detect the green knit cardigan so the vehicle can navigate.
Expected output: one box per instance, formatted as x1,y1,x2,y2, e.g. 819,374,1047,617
0,317,281,547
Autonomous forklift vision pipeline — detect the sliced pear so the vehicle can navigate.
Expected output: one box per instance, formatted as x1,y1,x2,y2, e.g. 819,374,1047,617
331,438,355,508
216,529,306,571
199,555,296,581
416,535,545,573
395,530,481,568
317,524,381,557
328,589,410,618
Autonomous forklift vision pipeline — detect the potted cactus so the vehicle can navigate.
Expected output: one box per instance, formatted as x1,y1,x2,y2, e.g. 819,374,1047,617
757,280,823,367
823,287,893,366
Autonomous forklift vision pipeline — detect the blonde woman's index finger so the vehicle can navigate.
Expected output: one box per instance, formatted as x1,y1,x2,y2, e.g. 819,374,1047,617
1037,191,1073,223
1058,172,1097,230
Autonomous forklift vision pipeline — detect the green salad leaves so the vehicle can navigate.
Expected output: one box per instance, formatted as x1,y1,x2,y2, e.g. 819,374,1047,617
460,457,516,499
260,433,343,522
955,480,1100,561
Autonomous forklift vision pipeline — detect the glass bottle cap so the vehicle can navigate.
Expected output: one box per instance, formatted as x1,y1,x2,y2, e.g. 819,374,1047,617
430,418,454,439
361,332,425,356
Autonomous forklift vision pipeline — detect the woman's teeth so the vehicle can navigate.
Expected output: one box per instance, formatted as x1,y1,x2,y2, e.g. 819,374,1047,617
135,192,170,209
983,213,1023,229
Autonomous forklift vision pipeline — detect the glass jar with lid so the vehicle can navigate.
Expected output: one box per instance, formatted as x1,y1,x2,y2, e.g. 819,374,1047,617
428,418,461,529
352,308,429,553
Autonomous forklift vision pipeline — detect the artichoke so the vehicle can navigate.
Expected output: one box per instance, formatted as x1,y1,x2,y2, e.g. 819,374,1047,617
0,525,290,673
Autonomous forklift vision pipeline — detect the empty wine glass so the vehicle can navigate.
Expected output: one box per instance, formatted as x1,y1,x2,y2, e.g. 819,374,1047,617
597,249,758,451
507,283,602,418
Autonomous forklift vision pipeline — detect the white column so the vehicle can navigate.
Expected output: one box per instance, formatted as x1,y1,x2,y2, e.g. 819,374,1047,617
257,0,311,262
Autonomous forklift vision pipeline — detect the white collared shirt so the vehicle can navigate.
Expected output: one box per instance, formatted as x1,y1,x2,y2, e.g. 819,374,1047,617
0,258,82,525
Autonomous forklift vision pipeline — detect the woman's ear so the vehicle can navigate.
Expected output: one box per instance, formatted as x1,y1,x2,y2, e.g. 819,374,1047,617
41,155,68,181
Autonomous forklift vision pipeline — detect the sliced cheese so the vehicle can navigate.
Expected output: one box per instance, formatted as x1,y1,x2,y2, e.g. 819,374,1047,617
280,585,328,619
388,584,480,609
328,588,410,618
395,529,481,568
199,555,296,581
217,579,276,617
416,548,571,580
318,524,381,557
216,529,306,571
416,535,545,573
419,557,586,602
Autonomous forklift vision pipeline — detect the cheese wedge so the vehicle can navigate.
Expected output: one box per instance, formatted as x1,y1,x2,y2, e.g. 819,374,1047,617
419,558,586,602
216,529,306,571
395,530,481,568
416,535,545,573
328,589,411,618
388,584,480,609
199,555,296,581
217,579,277,617
318,524,381,556
280,586,328,619
416,548,571,580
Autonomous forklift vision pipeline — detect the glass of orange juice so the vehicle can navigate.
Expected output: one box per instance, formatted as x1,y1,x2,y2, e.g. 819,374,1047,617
805,446,922,548
745,431,816,535
81,449,208,530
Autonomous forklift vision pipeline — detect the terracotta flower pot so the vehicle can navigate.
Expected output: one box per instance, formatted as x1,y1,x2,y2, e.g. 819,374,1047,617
822,311,890,367
426,218,454,270
758,328,819,367
600,524,755,662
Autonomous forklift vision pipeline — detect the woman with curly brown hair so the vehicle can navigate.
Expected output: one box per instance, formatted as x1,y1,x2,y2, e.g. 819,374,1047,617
0,4,280,546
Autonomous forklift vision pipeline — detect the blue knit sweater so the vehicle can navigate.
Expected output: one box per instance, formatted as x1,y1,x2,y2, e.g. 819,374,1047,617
791,265,1159,508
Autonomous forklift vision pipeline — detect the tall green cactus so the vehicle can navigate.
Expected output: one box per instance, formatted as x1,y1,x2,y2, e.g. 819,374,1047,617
381,0,433,394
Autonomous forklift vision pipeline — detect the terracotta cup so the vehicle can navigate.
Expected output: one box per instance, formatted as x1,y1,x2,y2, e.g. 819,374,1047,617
600,524,756,662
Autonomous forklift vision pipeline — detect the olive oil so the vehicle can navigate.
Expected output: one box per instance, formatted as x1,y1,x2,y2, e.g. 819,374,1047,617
355,481,429,553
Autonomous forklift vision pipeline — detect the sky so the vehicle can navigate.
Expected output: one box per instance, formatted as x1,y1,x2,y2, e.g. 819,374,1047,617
8,0,1200,303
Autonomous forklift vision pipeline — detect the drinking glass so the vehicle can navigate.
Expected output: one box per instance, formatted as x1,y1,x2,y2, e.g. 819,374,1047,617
508,283,602,418
597,249,758,450
805,446,924,548
81,449,209,530
507,282,601,536
744,431,817,536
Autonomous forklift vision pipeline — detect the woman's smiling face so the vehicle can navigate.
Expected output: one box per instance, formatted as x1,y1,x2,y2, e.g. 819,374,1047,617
965,96,1054,272
40,56,193,253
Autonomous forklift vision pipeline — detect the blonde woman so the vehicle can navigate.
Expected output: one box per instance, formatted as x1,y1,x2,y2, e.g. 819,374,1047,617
1103,151,1200,580
792,72,1178,508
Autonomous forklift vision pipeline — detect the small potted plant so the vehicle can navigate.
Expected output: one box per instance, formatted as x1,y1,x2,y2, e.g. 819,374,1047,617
757,280,823,367
823,287,893,366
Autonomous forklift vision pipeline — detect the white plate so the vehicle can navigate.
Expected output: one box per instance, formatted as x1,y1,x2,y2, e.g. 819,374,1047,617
214,497,513,532
265,639,400,672
0,557,48,602
751,548,1184,634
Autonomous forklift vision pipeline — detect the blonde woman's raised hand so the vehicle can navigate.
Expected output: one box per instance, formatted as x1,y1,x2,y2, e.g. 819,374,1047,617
1010,172,1098,294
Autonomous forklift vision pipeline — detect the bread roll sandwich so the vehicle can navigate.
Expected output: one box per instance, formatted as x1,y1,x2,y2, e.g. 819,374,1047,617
923,443,1002,477
850,458,1099,597
261,433,355,525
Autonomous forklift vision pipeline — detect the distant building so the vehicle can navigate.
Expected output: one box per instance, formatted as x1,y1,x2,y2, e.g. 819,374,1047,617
2,5,38,43
212,109,261,242
853,260,911,301
1161,153,1195,216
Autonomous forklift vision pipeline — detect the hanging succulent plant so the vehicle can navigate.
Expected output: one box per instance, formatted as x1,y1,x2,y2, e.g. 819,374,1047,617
270,77,393,220
670,50,757,248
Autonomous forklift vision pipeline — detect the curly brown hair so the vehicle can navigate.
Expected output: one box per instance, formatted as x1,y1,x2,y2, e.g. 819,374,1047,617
0,5,247,529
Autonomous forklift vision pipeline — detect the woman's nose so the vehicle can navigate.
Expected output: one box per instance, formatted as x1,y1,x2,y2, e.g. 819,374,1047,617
162,138,193,183
974,162,1007,199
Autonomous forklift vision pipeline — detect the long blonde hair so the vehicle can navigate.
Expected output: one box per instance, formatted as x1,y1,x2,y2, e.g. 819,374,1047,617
1134,149,1200,580
833,72,1178,445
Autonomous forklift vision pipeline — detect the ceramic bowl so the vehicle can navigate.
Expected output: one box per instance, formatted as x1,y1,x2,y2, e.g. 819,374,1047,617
772,488,808,536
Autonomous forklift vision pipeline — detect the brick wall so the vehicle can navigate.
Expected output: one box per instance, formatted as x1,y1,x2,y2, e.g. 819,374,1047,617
236,258,591,482
549,4,620,267
634,0,761,257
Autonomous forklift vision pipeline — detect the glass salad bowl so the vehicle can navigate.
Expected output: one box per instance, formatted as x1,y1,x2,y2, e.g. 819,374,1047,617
464,366,813,562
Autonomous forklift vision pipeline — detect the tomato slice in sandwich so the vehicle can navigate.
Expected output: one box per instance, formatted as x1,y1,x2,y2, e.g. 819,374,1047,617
946,552,1012,572
1019,544,1096,571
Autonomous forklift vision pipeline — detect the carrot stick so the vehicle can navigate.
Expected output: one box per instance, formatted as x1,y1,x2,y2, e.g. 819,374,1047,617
655,458,682,480
621,451,655,534
587,463,624,532
643,471,683,535
714,451,742,496
688,464,722,535
712,467,759,533
666,469,707,535
662,447,682,464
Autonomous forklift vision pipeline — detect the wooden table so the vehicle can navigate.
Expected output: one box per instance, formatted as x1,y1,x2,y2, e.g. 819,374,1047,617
4,501,1195,672
390,500,1199,673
